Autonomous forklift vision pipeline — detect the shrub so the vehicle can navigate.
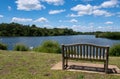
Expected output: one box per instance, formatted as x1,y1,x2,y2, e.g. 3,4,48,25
34,40,61,53
14,43,29,51
110,44,120,56
0,42,7,50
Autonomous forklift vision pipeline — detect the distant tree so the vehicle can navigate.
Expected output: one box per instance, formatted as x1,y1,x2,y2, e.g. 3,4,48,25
31,24,36,28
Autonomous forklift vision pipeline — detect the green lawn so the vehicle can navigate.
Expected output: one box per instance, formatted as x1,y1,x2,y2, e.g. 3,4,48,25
0,50,120,79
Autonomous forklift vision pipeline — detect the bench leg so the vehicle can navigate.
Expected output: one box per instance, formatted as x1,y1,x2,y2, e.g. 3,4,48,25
62,58,69,70
104,60,108,73
104,61,106,70
62,57,65,70
65,58,68,68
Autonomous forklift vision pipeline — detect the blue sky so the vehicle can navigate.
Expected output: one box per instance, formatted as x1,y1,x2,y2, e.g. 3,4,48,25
0,0,120,32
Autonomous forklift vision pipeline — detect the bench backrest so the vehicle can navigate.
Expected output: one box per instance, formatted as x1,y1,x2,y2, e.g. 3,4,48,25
62,44,109,61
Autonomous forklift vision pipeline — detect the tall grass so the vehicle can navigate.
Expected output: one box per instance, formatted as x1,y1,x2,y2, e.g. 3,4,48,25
110,44,120,56
14,43,29,51
34,40,61,53
0,42,7,50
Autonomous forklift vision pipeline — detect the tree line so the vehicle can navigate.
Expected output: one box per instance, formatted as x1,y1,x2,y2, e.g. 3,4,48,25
0,22,81,36
0,22,120,39
95,32,120,40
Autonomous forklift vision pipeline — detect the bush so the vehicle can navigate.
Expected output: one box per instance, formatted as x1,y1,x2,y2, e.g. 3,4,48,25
14,43,29,51
34,40,61,53
0,42,7,50
110,44,120,56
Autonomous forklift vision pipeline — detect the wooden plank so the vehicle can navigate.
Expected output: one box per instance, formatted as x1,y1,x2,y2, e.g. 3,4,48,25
74,45,77,58
77,45,79,58
71,46,73,58
90,46,92,59
99,48,102,59
80,45,82,58
96,47,98,59
93,46,95,59
86,45,88,58
103,48,105,59
68,46,70,58
83,45,85,58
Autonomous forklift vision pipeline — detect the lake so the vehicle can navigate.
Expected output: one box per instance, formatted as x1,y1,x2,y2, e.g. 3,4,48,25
0,35,120,50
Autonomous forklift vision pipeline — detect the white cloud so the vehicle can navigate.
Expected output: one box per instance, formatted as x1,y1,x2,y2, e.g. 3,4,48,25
8,6,12,11
95,26,114,31
71,25,119,32
56,24,120,32
49,9,65,14
70,0,119,17
67,14,80,17
69,19,78,23
92,9,113,17
58,19,78,23
100,0,119,8
11,17,32,22
71,4,93,16
72,25,94,32
0,15,4,18
71,4,113,17
43,0,64,6
105,21,113,24
34,17,48,22
16,0,45,11
15,0,64,11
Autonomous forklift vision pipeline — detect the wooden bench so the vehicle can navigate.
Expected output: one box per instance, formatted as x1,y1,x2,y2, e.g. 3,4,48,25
62,44,109,73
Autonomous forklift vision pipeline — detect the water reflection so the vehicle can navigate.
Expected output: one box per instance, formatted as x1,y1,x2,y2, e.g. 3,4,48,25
0,35,120,50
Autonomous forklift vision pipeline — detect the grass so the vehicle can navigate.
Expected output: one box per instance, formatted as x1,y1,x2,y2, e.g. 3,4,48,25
0,50,120,79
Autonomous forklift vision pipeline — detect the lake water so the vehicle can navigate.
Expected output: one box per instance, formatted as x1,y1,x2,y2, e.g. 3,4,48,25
0,35,120,50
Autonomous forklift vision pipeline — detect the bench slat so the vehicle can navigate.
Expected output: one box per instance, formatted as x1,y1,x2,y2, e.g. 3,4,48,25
86,45,88,58
103,48,105,59
80,45,82,58
96,47,98,59
99,48,102,59
93,46,95,59
89,45,91,58
77,45,79,58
